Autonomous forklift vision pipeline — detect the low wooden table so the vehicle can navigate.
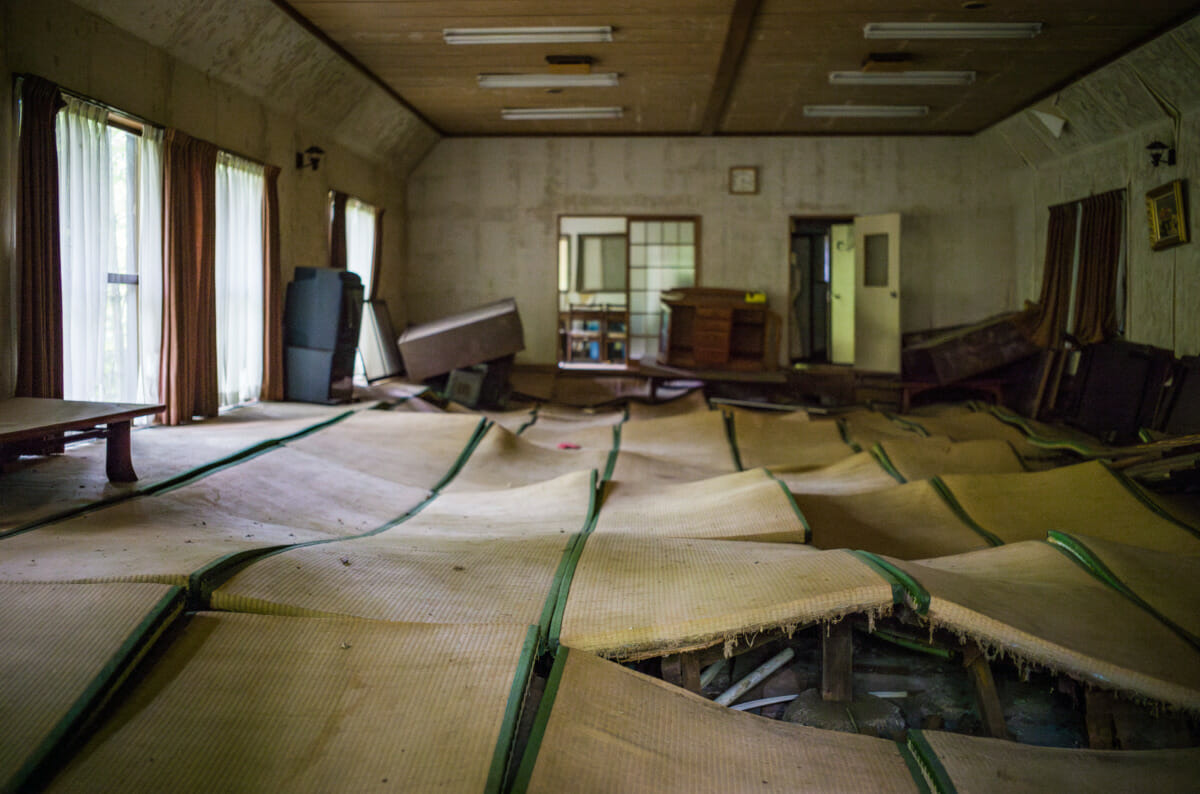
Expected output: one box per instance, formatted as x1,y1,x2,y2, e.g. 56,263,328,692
0,398,164,483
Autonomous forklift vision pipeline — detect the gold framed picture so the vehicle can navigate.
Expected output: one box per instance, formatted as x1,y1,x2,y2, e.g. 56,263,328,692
1146,179,1188,251
729,166,758,195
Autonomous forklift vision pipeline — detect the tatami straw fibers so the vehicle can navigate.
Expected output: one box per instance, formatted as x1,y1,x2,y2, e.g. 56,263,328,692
559,538,895,660
608,410,739,484
726,407,856,470
43,615,530,793
0,582,184,792
517,648,923,794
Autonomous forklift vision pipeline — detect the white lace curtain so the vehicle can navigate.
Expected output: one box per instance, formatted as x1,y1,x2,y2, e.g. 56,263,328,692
214,152,265,407
56,98,162,405
345,197,377,291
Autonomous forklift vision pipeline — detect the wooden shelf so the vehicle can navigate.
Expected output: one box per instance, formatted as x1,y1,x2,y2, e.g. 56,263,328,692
659,288,778,372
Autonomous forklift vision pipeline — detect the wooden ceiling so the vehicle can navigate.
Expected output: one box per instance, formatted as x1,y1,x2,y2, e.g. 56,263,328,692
282,0,1200,136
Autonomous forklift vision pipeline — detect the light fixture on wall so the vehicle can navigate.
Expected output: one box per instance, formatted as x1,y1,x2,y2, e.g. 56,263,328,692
863,22,1042,39
296,146,324,171
829,70,976,86
804,104,929,118
1147,141,1177,167
501,106,623,120
479,73,620,89
444,26,613,45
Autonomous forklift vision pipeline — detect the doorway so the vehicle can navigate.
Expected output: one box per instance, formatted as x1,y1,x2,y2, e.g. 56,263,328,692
789,217,854,365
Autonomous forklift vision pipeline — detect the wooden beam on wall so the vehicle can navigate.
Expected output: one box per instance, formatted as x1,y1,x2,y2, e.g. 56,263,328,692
698,0,761,136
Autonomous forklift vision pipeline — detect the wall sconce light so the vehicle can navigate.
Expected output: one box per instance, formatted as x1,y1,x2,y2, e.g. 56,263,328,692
1147,141,1176,168
296,146,325,171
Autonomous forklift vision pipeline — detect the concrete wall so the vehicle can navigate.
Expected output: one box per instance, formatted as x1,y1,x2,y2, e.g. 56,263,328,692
406,135,1030,365
0,0,431,398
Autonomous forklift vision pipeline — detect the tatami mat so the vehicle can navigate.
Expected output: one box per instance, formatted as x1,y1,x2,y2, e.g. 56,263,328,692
608,410,738,484
444,424,609,492
725,408,856,470
909,728,1200,793
801,480,992,559
900,404,1065,463
0,450,428,589
43,615,531,794
939,460,1200,554
1,401,356,532
895,542,1200,710
518,648,923,794
1,582,184,792
877,437,1026,481
839,409,925,447
558,537,894,660
771,451,902,495
594,469,808,543
211,471,595,625
285,410,486,490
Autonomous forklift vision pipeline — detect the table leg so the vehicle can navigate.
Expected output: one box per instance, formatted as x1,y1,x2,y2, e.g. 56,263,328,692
105,420,138,483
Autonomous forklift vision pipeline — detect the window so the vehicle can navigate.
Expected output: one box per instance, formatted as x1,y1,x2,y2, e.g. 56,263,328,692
557,216,698,366
214,152,265,407
331,193,378,380
56,98,163,405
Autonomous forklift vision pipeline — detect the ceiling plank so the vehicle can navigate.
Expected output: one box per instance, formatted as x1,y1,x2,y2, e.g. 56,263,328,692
699,0,762,135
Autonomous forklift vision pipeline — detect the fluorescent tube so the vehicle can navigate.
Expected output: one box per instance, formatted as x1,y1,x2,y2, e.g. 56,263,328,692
444,27,613,45
478,73,620,89
501,107,624,120
803,105,929,118
863,22,1042,39
829,70,976,86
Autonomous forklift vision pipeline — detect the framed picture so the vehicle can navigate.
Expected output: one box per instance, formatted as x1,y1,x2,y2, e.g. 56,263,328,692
1146,179,1188,250
729,166,759,195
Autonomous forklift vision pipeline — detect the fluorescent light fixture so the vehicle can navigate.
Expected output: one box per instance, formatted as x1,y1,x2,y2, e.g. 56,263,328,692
444,26,613,45
501,106,624,121
829,70,975,86
478,73,620,89
804,104,929,118
863,22,1042,39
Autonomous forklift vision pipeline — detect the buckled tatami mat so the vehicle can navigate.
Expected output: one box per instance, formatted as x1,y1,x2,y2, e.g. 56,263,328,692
725,408,856,470
875,437,1026,481
594,469,809,543
41,615,532,794
443,423,609,492
514,648,924,794
0,582,185,792
892,542,1200,710
800,480,993,559
210,471,596,626
771,450,902,495
557,538,895,660
906,728,1200,793
937,460,1200,554
608,410,738,484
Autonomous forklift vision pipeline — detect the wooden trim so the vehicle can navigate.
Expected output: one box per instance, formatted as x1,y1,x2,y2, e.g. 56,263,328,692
699,0,762,135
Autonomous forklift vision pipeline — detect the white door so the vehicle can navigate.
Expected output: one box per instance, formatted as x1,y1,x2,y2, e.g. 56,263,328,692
853,213,901,374
828,223,856,365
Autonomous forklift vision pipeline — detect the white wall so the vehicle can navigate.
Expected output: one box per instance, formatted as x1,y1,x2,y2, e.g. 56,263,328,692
406,135,1030,365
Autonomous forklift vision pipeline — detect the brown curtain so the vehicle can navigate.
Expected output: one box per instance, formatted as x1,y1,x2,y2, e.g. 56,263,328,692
368,207,385,300
14,76,66,399
260,164,285,401
329,190,348,270
1025,203,1077,348
1072,190,1123,345
160,130,219,425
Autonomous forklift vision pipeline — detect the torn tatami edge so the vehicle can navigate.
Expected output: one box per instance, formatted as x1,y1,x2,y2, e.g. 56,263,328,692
6,586,188,793
0,408,360,540
188,416,495,610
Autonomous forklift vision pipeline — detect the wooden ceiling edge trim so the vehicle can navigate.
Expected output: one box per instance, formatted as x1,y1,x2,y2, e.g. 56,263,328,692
267,0,445,137
698,0,762,136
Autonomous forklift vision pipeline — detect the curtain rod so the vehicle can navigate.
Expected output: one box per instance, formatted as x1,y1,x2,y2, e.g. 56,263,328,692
17,72,275,171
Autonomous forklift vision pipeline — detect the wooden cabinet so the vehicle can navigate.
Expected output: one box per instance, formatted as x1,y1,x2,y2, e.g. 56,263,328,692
659,288,778,371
